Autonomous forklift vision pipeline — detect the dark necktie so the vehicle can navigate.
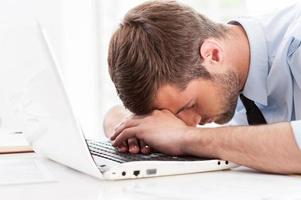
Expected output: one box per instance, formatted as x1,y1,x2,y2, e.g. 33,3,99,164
239,94,267,125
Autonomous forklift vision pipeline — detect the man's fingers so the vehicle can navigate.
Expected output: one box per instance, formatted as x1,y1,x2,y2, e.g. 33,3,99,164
117,141,128,152
111,119,140,140
140,140,151,154
128,138,140,154
112,127,140,147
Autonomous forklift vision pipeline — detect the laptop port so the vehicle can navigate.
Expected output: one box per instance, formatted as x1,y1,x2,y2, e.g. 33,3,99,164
122,171,126,176
146,169,157,175
133,170,140,176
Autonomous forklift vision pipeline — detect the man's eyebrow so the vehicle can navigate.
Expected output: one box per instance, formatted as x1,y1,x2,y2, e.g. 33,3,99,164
176,99,193,114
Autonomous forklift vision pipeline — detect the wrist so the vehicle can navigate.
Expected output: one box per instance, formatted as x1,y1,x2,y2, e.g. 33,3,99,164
181,126,221,158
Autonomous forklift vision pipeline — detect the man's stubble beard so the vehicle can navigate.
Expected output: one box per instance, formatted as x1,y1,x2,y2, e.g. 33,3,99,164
212,70,241,124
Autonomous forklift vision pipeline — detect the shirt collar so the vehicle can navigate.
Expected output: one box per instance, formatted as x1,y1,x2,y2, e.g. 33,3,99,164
228,17,269,106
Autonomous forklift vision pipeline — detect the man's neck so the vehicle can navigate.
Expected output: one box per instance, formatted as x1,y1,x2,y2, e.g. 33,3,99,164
226,24,250,92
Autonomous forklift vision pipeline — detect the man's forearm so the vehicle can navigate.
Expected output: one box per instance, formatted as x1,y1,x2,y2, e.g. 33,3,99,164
184,122,301,174
103,105,132,138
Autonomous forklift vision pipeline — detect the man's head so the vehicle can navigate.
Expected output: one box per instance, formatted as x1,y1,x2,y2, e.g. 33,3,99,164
108,0,245,126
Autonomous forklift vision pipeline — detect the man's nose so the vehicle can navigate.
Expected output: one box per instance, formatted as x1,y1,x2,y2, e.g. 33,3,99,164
194,115,202,126
186,114,202,127
177,111,202,127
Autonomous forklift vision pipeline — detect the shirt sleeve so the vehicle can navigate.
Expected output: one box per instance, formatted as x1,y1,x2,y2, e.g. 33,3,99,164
287,24,301,149
290,121,301,149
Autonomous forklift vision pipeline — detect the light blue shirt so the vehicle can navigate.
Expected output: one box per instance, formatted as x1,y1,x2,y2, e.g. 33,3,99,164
229,3,301,149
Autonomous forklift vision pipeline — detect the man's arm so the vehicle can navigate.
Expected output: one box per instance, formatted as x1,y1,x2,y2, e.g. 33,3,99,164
111,110,301,174
184,122,301,174
103,105,151,154
103,105,131,138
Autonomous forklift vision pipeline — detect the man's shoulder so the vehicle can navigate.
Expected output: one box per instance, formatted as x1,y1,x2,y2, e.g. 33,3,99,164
231,3,301,31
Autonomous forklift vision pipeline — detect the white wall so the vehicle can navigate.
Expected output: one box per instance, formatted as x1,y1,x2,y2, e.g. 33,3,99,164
0,0,103,139
0,0,62,62
60,0,102,139
0,0,62,131
246,0,297,14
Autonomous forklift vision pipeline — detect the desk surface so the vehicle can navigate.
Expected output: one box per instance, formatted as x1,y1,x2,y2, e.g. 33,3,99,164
0,153,300,200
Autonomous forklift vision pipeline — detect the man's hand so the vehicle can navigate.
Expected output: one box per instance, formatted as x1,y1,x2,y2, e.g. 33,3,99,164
103,105,151,154
112,116,152,154
111,110,191,156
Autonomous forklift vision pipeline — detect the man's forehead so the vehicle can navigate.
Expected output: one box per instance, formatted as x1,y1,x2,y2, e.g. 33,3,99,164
153,84,186,112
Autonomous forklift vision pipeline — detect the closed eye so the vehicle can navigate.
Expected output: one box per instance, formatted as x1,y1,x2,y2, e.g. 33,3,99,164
179,104,196,115
175,99,194,115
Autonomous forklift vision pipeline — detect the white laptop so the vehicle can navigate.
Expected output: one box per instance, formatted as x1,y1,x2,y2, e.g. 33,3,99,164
21,23,238,180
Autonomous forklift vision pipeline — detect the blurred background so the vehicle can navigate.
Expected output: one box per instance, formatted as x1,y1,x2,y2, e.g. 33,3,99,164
0,0,297,139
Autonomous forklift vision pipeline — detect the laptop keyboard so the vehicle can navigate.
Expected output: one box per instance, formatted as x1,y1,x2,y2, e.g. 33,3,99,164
87,140,209,163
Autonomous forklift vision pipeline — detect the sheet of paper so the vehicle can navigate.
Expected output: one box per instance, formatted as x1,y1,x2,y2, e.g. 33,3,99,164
0,129,28,145
0,157,56,185
0,132,28,146
0,129,33,153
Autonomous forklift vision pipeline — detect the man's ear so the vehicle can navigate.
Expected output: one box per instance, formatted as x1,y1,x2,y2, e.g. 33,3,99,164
200,39,224,65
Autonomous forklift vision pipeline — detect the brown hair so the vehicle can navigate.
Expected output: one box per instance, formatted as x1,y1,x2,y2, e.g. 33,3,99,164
108,0,228,115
